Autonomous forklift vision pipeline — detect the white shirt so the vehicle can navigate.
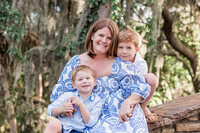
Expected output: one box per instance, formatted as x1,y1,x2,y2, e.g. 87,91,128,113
132,53,148,74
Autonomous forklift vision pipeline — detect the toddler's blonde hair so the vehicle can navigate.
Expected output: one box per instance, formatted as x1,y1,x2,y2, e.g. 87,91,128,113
71,65,95,82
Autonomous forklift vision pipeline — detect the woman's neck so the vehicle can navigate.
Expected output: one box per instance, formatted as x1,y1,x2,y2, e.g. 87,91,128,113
93,53,107,60
81,52,113,78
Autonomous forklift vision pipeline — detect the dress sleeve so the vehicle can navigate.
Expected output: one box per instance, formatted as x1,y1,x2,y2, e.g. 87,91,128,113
112,57,150,102
50,55,80,102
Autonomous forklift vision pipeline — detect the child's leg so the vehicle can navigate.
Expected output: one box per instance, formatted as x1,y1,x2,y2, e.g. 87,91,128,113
44,118,62,133
140,73,158,122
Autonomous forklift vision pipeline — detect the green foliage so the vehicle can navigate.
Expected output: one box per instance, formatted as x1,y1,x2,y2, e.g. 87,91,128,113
0,0,27,42
88,0,100,23
0,109,7,129
51,42,67,58
6,75,45,133
66,0,103,54
0,0,27,62
174,6,200,55
176,21,200,54
144,18,156,47
145,0,154,3
110,0,125,28
53,28,79,56
17,106,40,132
7,47,26,62
149,56,193,106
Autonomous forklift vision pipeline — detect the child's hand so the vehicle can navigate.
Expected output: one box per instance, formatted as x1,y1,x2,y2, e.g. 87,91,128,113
65,109,77,117
60,112,72,117
65,112,73,117
118,100,134,122
62,98,74,114
70,96,83,107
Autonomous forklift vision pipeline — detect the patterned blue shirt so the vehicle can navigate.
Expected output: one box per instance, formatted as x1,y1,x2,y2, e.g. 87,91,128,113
47,91,102,133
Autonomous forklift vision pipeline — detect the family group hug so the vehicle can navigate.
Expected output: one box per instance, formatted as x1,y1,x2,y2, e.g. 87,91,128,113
44,18,158,133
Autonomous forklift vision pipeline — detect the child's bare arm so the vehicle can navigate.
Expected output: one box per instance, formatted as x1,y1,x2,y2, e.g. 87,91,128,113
119,94,142,122
70,96,90,124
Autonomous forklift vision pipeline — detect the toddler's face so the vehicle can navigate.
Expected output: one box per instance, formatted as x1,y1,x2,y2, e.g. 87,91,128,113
73,71,96,95
117,42,138,62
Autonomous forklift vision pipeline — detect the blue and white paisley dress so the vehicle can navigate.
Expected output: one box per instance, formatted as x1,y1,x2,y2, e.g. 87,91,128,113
50,55,150,133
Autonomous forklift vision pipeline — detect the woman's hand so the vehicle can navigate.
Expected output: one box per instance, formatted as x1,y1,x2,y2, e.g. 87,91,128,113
119,99,134,122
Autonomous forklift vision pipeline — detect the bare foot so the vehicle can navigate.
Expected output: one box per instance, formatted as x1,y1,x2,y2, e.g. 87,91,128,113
142,106,157,123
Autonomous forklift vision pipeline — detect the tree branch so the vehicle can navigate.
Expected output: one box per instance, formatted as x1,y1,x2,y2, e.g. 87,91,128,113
97,0,111,19
75,0,90,42
162,5,198,74
164,43,194,77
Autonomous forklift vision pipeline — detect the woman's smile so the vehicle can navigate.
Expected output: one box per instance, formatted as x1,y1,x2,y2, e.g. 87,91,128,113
91,27,112,55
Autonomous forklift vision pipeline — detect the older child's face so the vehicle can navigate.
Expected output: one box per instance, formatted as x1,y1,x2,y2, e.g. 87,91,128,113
117,42,138,62
72,71,96,95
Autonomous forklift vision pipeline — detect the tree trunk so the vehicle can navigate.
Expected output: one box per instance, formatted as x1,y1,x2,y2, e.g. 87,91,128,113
193,63,200,92
75,0,90,42
1,75,18,133
98,0,111,19
162,5,200,92
149,0,164,83
124,0,132,25
0,32,18,133
0,70,17,133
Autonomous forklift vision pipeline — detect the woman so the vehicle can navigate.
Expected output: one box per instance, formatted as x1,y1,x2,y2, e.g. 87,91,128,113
45,18,150,133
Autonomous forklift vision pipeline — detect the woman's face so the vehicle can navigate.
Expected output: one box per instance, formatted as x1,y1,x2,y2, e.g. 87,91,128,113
91,27,112,55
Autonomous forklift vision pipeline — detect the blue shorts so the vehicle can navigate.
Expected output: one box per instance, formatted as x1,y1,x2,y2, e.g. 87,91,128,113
62,125,83,133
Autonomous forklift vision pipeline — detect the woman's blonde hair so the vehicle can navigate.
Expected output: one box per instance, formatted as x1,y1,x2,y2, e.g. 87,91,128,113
85,18,119,58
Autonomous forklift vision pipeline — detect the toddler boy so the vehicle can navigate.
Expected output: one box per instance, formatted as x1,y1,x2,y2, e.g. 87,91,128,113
46,65,102,132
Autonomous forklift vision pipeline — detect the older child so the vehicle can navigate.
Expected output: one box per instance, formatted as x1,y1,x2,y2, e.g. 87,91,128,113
117,29,158,123
45,65,102,133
